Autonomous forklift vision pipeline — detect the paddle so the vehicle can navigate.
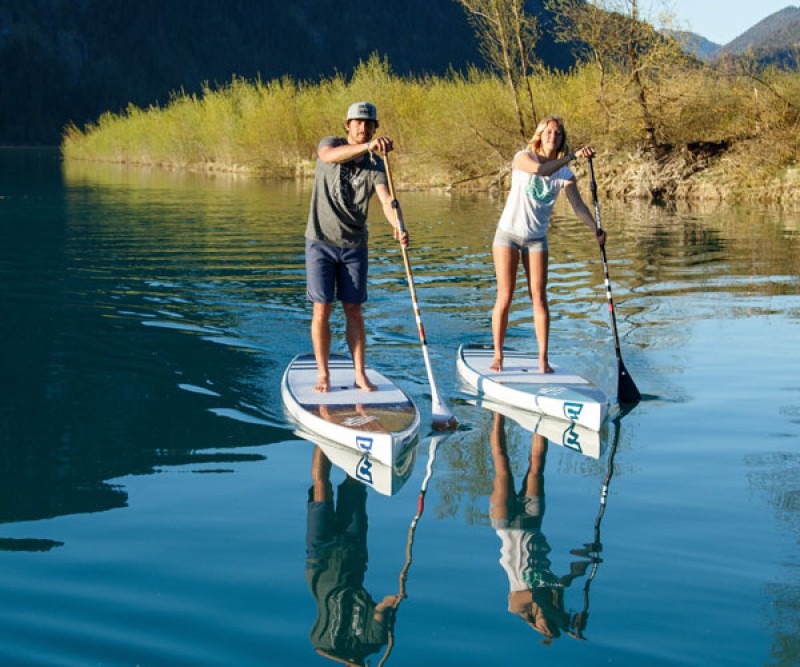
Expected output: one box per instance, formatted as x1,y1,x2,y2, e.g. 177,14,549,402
587,158,641,405
383,153,458,430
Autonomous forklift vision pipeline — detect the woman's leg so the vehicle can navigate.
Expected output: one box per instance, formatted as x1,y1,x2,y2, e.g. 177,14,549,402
522,249,553,373
491,245,520,371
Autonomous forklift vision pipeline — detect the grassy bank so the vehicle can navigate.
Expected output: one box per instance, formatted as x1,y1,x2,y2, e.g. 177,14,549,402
62,56,800,202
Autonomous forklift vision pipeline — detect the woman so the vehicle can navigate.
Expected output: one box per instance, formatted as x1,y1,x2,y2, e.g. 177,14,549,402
491,116,605,373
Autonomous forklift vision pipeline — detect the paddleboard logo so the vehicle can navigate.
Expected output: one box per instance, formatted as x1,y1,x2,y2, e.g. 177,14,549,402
356,436,374,454
355,455,374,485
563,402,584,421
561,424,583,452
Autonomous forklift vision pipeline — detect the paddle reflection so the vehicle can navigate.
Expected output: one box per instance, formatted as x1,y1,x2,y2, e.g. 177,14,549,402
489,412,595,643
305,445,402,666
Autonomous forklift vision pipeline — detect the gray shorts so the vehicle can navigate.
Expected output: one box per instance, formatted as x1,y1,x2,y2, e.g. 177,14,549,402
491,494,545,530
493,227,548,253
305,238,368,304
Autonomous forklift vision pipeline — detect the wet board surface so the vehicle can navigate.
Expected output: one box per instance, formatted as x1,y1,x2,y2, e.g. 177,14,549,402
281,353,420,466
456,343,609,431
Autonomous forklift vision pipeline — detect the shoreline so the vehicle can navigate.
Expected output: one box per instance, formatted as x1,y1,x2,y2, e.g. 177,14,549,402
54,153,800,206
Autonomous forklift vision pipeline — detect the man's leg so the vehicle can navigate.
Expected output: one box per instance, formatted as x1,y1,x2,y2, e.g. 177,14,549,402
343,302,376,391
311,302,333,392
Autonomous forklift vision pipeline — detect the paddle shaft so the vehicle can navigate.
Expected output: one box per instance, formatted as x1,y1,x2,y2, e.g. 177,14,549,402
588,158,641,404
383,153,456,426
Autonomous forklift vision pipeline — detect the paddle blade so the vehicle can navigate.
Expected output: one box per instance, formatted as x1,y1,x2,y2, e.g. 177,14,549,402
432,405,458,431
617,361,641,405
433,414,458,431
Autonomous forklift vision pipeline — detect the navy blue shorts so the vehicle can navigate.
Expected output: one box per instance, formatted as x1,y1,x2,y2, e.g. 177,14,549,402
306,239,369,304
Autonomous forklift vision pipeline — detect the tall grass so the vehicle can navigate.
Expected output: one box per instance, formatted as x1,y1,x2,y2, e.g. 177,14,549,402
62,54,800,199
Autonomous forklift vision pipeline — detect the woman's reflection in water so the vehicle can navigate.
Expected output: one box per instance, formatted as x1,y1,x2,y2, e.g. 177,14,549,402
305,446,400,666
489,412,593,644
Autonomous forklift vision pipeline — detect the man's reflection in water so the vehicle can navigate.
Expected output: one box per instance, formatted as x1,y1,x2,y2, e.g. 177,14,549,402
489,412,593,644
306,446,400,666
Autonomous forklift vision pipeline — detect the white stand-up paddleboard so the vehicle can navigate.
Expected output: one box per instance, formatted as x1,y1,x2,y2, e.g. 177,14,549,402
281,353,420,467
457,343,609,431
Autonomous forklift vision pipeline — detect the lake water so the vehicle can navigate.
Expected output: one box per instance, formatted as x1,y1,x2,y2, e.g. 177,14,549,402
1,147,798,666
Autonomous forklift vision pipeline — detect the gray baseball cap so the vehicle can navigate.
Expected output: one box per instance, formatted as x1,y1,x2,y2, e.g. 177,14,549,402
346,101,378,122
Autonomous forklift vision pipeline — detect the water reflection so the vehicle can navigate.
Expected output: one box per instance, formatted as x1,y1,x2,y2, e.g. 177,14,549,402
465,397,605,459
0,537,64,553
0,151,797,665
305,446,401,666
378,434,448,666
294,429,417,497
488,412,595,643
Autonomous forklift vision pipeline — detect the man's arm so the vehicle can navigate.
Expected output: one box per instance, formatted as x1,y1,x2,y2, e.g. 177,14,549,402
318,136,394,164
376,183,408,245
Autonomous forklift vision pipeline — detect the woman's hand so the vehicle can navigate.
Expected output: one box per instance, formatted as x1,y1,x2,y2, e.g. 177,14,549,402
595,227,607,246
572,146,595,160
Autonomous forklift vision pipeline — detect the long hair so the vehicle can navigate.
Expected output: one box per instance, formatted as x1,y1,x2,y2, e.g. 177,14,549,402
528,116,570,159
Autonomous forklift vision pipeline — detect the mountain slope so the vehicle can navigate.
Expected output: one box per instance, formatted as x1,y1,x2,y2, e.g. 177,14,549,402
719,5,800,55
0,0,575,144
663,29,721,60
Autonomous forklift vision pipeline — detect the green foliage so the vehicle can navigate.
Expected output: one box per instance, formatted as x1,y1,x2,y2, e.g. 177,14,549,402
62,52,800,200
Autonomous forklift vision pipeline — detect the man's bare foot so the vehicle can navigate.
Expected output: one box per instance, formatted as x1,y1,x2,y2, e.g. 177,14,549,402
354,372,377,392
313,376,330,393
489,358,503,372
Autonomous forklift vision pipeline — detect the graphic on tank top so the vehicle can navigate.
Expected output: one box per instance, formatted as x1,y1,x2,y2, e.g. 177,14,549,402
526,173,556,205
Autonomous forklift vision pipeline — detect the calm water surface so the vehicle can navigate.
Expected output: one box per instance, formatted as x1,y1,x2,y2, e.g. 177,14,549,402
1,148,798,666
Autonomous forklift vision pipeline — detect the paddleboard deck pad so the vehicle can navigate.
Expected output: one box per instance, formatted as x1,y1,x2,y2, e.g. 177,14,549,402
457,343,609,431
282,354,420,467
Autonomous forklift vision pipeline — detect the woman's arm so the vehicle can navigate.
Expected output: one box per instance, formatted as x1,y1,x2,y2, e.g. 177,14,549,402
513,145,595,177
513,150,572,177
564,180,606,245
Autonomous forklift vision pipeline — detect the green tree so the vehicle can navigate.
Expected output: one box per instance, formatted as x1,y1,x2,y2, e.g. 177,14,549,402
455,0,540,141
547,0,691,153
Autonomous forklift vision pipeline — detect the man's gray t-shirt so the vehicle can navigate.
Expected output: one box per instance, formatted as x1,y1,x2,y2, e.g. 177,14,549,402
305,137,388,249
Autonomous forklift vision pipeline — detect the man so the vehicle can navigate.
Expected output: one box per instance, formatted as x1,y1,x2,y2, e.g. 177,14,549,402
305,101,406,393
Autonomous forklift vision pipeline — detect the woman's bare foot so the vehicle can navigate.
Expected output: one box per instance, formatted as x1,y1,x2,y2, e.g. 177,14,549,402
354,372,377,392
539,359,554,374
313,375,330,393
489,357,503,372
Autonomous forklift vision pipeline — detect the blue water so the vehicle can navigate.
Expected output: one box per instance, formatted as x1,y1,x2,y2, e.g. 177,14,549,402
0,148,798,666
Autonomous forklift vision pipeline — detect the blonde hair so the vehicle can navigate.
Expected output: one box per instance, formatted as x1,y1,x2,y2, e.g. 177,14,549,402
528,116,570,158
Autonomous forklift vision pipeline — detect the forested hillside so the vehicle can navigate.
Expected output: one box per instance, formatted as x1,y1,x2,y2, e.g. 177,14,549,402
0,0,575,144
